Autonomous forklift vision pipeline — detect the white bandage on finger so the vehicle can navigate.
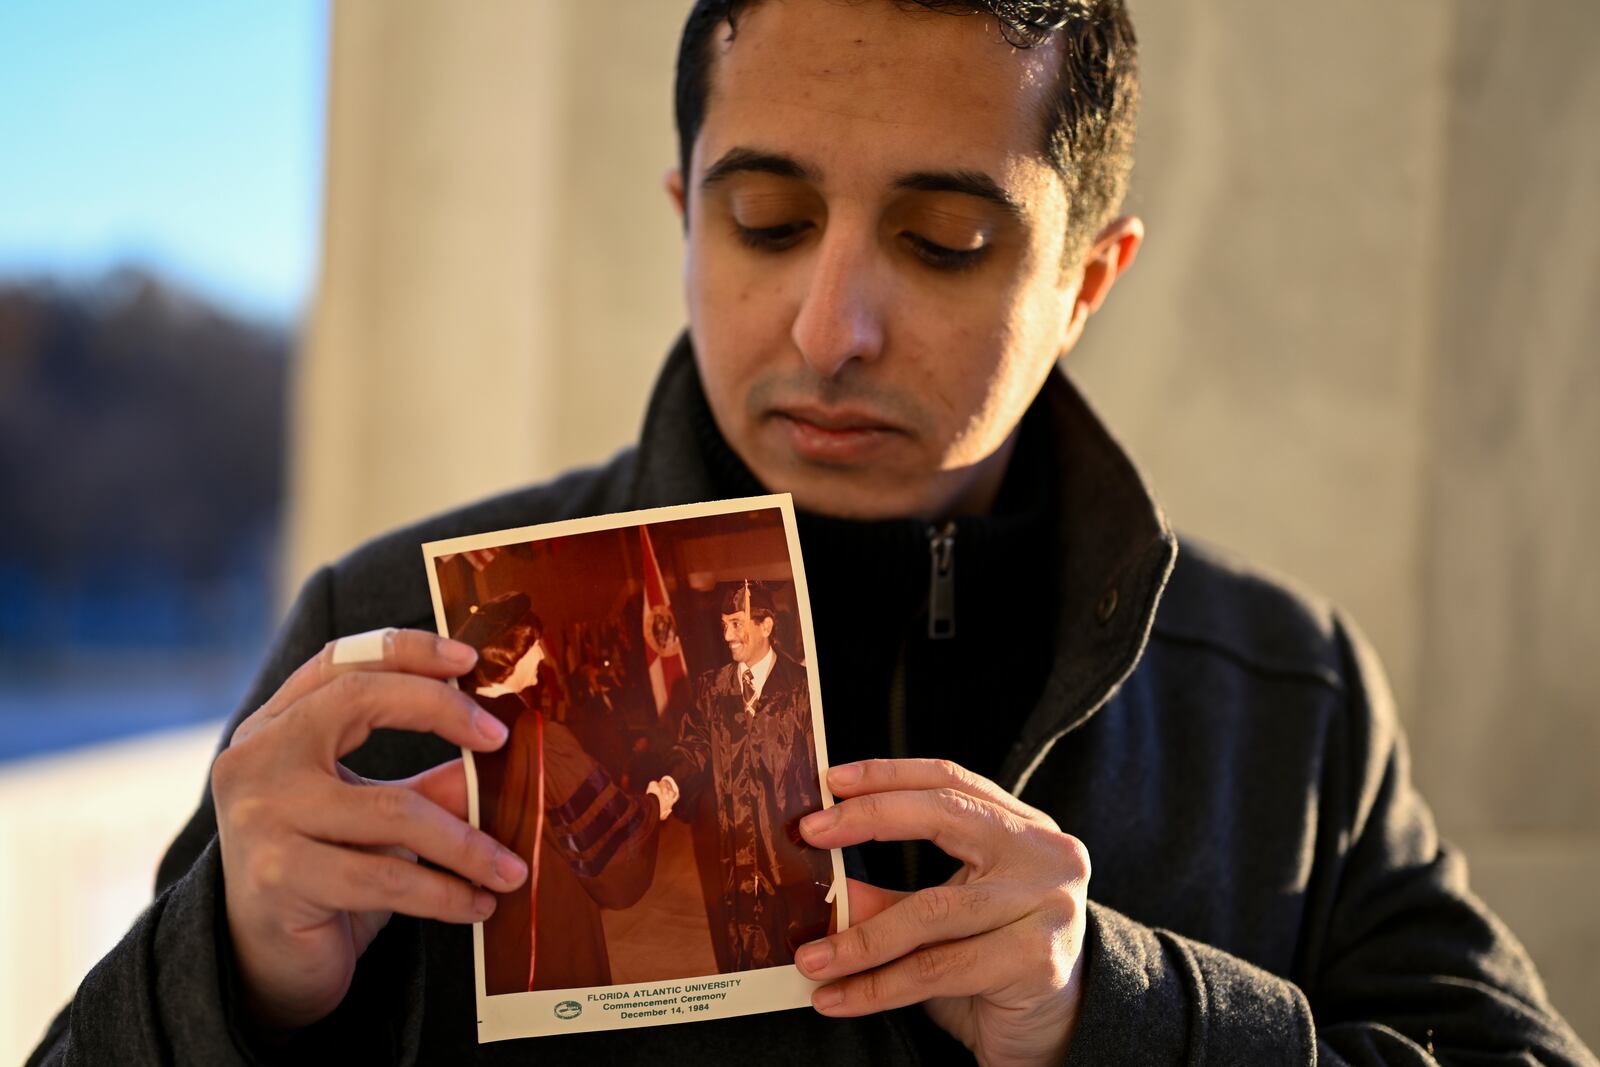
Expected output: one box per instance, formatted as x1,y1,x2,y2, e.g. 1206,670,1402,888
331,626,398,666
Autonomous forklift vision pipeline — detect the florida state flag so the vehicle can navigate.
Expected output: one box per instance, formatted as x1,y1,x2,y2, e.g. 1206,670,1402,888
639,526,687,718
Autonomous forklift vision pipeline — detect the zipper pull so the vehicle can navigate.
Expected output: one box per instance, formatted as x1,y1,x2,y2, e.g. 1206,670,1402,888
927,522,956,640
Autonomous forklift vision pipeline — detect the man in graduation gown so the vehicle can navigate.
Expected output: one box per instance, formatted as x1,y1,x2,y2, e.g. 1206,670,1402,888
656,581,833,971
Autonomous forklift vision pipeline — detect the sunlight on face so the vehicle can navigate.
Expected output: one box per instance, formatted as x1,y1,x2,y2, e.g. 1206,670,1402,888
681,0,1082,520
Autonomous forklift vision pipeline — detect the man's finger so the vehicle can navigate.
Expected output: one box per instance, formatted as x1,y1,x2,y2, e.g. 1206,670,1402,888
813,914,1086,1020
271,671,507,762
398,759,471,822
299,780,526,893
799,787,1022,868
827,758,1044,824
797,880,1028,982
338,760,471,823
840,877,906,925
294,838,498,925
810,933,1001,1018
231,629,478,747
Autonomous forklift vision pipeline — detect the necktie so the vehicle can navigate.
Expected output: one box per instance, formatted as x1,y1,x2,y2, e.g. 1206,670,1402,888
740,665,756,715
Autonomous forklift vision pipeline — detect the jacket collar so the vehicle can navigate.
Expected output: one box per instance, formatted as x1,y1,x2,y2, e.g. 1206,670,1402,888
629,336,1177,793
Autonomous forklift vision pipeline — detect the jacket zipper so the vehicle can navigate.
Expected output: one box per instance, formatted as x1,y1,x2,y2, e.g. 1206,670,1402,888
884,522,958,887
927,522,956,640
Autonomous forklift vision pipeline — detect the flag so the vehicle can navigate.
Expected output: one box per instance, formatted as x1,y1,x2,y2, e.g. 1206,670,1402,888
639,526,687,718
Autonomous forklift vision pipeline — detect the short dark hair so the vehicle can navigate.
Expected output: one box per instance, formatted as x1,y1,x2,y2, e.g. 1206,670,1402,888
673,0,1140,264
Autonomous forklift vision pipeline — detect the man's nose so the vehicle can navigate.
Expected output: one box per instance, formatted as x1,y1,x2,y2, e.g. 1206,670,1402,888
790,225,885,379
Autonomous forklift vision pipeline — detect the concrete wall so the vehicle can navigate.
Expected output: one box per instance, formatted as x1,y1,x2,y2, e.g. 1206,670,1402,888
287,0,686,582
1420,2,1600,1041
288,0,1599,1046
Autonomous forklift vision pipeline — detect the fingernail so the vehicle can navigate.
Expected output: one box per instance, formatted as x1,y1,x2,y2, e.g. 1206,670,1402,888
813,986,844,1011
795,940,832,973
828,762,862,787
494,849,528,886
475,709,509,744
442,639,478,670
473,890,496,918
801,807,838,836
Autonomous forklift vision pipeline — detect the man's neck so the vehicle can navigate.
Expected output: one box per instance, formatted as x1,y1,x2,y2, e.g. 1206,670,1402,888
932,421,1023,521
743,644,775,675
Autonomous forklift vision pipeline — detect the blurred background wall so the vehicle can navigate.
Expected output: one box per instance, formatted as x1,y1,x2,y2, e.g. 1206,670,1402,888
2,0,1595,1058
287,0,685,575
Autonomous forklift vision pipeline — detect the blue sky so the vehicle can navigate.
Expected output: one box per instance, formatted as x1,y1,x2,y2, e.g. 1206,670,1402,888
0,1,326,323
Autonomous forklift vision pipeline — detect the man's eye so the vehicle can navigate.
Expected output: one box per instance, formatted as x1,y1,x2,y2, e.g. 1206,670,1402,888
734,221,811,251
903,233,987,273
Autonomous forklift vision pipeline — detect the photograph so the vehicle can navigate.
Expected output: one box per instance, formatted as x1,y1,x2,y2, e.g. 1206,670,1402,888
422,494,848,1040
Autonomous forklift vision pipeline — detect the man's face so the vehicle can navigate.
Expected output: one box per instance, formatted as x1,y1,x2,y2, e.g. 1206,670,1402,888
721,609,772,666
676,0,1100,520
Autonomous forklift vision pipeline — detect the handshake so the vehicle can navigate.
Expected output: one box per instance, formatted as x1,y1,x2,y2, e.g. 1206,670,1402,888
645,775,681,820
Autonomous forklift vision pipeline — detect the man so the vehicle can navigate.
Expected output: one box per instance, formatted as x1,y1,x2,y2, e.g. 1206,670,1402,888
652,581,834,973
28,1,1596,1064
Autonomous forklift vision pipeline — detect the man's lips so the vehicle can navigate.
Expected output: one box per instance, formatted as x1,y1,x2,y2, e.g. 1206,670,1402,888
770,405,903,464
775,404,899,433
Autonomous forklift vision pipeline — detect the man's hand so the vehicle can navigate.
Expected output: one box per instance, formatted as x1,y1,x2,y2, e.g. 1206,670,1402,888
212,628,529,1033
646,775,681,820
796,758,1090,1067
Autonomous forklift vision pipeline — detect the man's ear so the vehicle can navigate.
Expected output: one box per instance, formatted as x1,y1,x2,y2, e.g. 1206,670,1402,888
665,167,686,222
758,615,775,639
1059,215,1144,352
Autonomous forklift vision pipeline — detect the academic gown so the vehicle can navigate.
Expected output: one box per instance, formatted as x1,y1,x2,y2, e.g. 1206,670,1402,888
667,651,834,972
471,684,663,994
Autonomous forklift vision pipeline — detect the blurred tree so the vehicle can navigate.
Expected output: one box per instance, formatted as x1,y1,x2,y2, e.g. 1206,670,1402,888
0,268,287,645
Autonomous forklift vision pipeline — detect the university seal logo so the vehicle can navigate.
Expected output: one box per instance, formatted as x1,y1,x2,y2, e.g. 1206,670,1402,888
554,1000,582,1020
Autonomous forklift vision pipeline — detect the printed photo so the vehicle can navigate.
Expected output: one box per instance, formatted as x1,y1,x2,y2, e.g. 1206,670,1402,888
422,495,847,1040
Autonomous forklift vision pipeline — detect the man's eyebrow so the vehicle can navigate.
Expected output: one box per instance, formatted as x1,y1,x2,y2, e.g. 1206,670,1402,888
893,170,1025,223
700,147,816,188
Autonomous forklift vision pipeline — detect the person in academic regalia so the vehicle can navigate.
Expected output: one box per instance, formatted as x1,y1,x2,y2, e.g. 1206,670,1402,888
456,592,670,994
655,581,834,972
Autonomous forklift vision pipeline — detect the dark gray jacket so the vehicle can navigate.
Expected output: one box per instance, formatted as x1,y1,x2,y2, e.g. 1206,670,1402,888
30,342,1596,1065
